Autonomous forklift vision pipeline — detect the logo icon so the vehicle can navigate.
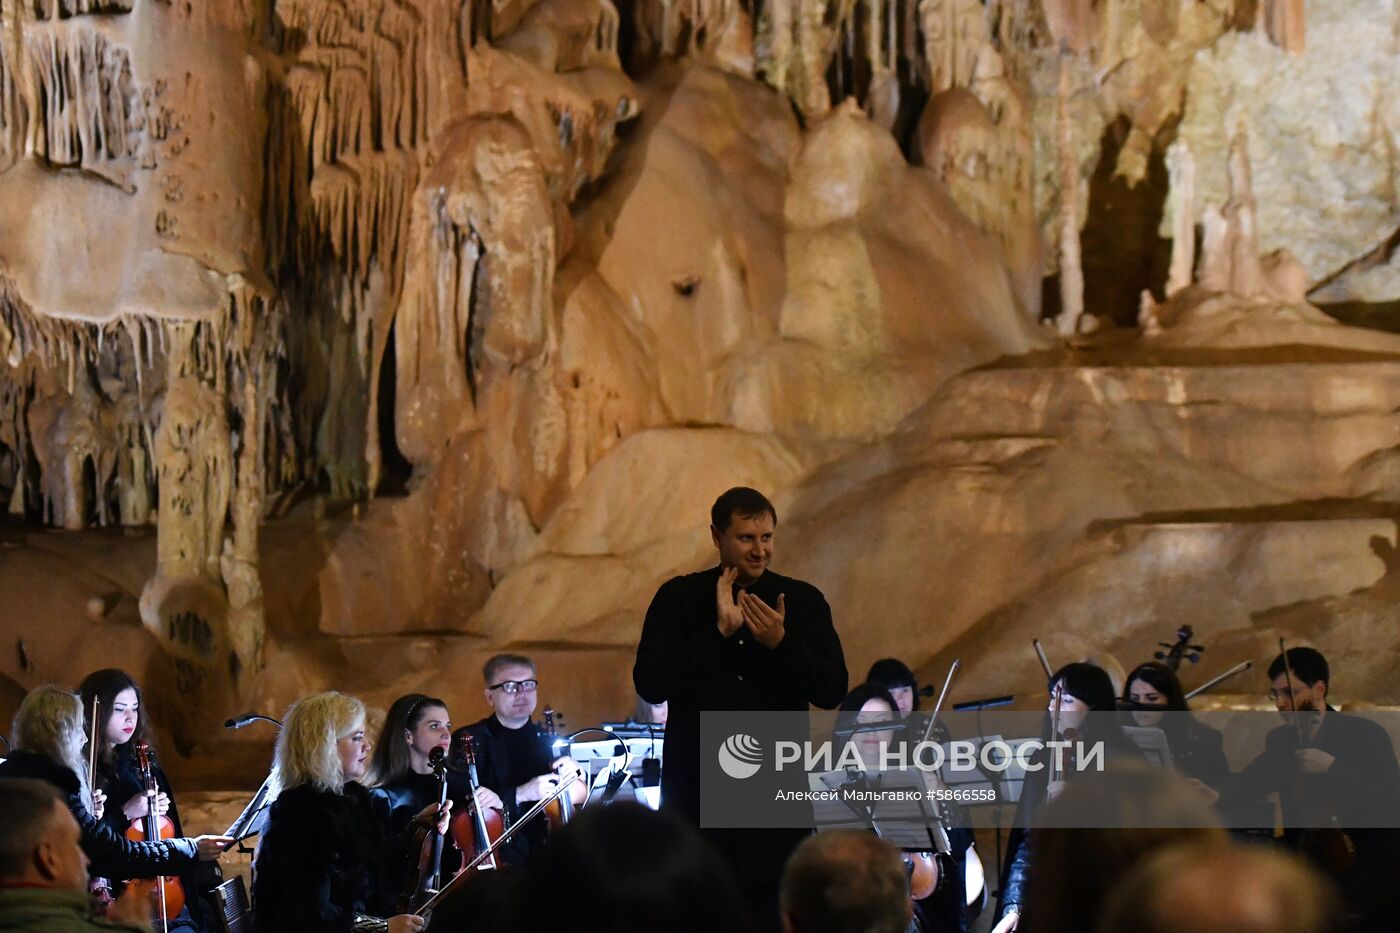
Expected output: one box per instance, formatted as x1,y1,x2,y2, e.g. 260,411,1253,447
717,733,764,780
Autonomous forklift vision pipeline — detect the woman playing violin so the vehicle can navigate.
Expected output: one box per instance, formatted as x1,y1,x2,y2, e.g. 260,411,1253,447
0,686,229,890
365,693,501,905
79,668,209,932
834,683,939,933
252,691,448,933
993,663,1140,933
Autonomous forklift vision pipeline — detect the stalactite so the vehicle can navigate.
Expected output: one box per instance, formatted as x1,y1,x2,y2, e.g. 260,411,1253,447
25,25,140,171
1259,0,1304,55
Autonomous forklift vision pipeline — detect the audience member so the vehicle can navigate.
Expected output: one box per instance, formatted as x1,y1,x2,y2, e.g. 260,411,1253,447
505,802,754,933
780,830,911,933
1098,841,1342,933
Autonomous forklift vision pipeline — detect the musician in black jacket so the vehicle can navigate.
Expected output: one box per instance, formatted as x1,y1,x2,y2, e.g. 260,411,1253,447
0,686,229,885
633,486,848,926
253,691,446,933
452,656,586,868
367,693,502,902
1219,647,1400,926
79,668,215,932
1121,661,1229,791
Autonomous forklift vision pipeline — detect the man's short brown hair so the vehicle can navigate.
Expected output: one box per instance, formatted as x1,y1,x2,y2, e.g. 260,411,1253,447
483,653,536,686
710,487,777,533
0,778,65,879
780,830,910,933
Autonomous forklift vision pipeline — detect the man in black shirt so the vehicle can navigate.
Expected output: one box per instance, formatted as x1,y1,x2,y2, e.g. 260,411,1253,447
633,486,847,926
454,654,585,866
1221,647,1400,925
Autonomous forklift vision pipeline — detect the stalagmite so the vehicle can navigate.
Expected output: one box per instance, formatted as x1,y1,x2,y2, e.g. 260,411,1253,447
1224,123,1264,299
1165,141,1196,298
1054,55,1084,336
139,321,232,662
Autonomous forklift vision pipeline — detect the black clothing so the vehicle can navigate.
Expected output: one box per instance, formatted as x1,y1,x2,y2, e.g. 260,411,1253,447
1166,719,1229,788
93,748,217,932
253,782,402,933
453,716,556,867
1222,709,1400,834
996,727,1143,920
368,770,474,905
0,750,198,881
633,565,848,822
633,564,847,929
1221,709,1400,924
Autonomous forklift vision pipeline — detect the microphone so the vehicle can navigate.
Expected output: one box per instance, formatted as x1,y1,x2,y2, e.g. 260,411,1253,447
224,712,281,730
599,765,631,804
916,684,937,698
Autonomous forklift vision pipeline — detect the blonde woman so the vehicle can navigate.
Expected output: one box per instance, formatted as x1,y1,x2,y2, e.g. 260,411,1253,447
0,685,230,883
252,692,447,933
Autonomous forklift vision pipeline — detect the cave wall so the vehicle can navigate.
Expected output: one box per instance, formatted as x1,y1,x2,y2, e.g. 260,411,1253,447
1,0,1398,749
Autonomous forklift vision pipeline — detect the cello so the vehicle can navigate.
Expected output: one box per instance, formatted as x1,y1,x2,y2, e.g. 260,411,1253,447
120,742,185,932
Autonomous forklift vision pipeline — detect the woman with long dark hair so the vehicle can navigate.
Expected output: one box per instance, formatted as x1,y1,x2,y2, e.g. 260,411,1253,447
1121,661,1228,793
79,668,210,932
366,693,501,907
252,691,446,933
0,686,229,890
993,663,1141,933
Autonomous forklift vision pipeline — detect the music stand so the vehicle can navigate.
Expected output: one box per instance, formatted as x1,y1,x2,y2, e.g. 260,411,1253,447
1123,726,1174,770
810,769,947,853
223,770,276,850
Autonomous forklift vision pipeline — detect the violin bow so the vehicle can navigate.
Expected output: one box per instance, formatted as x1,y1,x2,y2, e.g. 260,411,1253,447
1278,637,1309,748
414,768,583,917
86,697,100,810
1183,660,1253,701
1033,639,1054,681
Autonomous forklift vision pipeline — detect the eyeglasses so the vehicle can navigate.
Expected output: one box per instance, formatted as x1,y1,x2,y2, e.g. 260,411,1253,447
489,679,538,695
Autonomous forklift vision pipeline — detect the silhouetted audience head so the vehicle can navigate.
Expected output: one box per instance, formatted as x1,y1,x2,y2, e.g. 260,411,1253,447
425,867,518,933
1098,841,1341,933
1025,760,1225,933
780,830,910,933
0,777,89,891
505,802,753,933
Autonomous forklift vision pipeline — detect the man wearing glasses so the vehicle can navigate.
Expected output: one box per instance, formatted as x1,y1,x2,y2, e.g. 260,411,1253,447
453,653,586,866
1221,646,1400,925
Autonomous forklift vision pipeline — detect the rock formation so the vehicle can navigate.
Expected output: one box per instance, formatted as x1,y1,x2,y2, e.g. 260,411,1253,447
0,0,1398,770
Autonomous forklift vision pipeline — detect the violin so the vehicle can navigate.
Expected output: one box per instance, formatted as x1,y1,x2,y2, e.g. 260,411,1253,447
448,732,504,871
904,851,939,900
399,748,450,913
119,742,185,931
542,708,576,831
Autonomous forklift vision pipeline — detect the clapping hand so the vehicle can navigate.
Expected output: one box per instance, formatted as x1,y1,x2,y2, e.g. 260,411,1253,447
716,566,744,637
740,591,786,648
